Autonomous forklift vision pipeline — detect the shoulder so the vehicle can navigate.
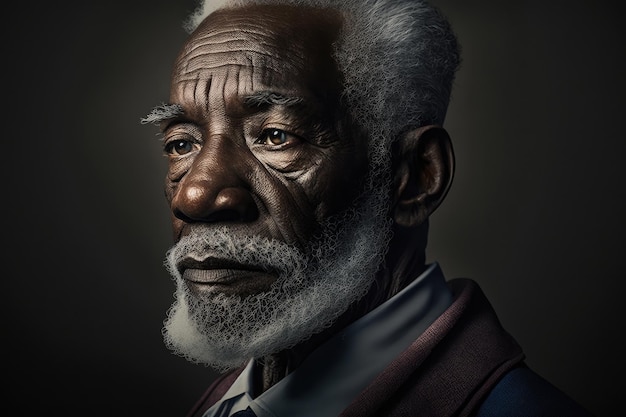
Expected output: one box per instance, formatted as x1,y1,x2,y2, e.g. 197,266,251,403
474,365,594,417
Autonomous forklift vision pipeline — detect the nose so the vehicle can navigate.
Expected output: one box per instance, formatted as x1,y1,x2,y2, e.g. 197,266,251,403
170,141,259,224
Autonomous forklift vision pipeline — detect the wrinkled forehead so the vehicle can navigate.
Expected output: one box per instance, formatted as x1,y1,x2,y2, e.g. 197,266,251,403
172,5,343,91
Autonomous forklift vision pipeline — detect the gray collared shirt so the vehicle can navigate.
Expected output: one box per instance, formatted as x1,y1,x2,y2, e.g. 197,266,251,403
202,262,452,417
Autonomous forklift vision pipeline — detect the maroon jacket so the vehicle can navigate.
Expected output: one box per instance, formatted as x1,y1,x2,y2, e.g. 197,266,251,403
187,279,591,417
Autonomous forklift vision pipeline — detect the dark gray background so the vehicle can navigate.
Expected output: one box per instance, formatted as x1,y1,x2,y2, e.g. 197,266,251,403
6,0,623,415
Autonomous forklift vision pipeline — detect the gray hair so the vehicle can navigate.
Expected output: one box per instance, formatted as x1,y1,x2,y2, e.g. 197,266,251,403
183,0,460,165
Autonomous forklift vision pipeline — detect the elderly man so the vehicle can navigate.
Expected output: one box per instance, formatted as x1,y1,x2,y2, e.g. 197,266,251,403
143,0,592,416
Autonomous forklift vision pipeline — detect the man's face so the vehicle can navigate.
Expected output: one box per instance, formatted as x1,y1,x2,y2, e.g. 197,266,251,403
160,5,393,370
163,5,368,296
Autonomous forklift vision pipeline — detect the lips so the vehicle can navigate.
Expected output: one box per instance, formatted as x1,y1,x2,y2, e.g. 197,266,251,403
178,257,263,280
178,256,277,295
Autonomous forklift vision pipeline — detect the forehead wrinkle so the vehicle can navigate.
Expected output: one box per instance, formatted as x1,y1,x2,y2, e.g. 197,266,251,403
222,63,242,114
237,63,255,99
201,72,212,115
181,50,289,79
180,75,200,109
179,26,282,65
202,66,252,129
170,75,207,122
186,28,279,53
175,49,288,96
174,63,292,121
194,13,292,41
177,26,303,79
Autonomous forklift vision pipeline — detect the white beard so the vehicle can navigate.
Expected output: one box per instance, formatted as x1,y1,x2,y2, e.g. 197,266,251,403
162,173,392,372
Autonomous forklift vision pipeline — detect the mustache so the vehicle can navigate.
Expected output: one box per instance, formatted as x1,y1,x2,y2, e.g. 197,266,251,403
165,226,307,279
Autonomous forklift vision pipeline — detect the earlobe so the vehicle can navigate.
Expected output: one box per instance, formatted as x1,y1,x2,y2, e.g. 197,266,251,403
392,125,455,227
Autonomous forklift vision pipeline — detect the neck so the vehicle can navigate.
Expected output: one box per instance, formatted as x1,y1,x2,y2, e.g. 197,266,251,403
256,354,289,393
254,314,352,393
253,224,428,393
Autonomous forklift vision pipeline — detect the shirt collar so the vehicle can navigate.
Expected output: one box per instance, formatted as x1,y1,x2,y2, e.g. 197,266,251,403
205,262,452,417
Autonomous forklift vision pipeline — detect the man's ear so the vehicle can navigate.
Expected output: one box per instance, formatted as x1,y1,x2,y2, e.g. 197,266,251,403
392,125,455,227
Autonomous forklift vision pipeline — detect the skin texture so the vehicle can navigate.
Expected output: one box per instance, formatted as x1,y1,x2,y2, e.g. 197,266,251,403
162,4,455,393
164,6,368,299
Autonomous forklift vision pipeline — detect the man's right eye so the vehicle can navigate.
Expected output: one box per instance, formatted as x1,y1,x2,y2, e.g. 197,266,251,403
164,139,196,156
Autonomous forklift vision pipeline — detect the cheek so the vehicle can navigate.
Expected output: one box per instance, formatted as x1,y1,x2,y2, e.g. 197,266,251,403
164,152,197,204
254,167,320,242
306,149,370,220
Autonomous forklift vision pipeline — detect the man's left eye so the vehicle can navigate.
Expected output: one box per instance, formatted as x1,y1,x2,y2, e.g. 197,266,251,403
256,129,297,146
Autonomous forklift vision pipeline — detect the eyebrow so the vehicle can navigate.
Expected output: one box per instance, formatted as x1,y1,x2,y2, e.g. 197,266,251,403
140,103,184,125
140,92,304,126
243,91,304,108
